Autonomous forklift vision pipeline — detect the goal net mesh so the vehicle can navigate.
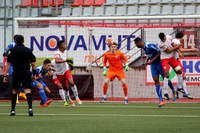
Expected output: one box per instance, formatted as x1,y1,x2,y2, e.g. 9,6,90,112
15,18,200,100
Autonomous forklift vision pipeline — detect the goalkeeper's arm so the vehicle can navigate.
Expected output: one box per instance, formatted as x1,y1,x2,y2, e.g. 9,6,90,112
103,55,108,76
121,52,129,71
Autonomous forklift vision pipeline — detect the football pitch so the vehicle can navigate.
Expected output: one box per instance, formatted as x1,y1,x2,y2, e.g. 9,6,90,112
0,101,200,133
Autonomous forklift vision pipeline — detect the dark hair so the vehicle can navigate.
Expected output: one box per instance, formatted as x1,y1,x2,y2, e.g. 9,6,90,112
57,40,65,48
43,59,51,65
175,32,184,39
134,37,142,44
13,34,19,40
112,42,118,46
15,35,24,45
159,32,165,41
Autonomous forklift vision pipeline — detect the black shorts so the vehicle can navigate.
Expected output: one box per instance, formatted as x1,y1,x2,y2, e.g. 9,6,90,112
12,70,32,90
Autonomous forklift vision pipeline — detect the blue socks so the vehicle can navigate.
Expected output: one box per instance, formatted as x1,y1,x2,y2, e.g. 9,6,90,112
168,80,175,95
155,85,163,102
39,89,47,105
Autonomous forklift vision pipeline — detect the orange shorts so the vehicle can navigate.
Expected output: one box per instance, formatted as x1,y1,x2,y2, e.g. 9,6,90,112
106,70,125,81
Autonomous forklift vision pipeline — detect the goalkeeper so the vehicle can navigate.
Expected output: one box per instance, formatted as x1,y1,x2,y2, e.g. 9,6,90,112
99,38,129,104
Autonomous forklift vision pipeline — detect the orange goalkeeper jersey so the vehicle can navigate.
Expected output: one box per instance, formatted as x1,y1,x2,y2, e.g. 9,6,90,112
103,50,128,72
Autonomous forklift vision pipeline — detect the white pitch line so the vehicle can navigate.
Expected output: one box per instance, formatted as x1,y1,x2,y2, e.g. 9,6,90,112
0,104,200,109
0,113,200,118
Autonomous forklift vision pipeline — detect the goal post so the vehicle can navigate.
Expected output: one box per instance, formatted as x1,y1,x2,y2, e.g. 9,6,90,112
14,15,200,100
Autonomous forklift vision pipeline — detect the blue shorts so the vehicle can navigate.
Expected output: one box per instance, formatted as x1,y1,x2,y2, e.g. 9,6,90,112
150,63,165,78
32,79,47,89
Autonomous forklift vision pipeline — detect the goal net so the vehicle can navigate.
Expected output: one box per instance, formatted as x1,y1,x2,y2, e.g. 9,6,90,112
14,16,200,100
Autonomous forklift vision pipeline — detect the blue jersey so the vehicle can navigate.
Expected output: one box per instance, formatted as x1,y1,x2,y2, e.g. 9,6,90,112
143,42,161,64
5,42,16,54
5,42,16,75
35,65,48,79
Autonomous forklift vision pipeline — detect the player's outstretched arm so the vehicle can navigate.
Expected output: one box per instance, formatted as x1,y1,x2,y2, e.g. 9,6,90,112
121,52,129,71
165,44,182,53
180,48,199,52
177,49,184,58
103,55,108,76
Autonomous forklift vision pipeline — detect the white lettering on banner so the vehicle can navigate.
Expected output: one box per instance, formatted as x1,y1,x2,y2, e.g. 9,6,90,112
145,58,200,85
183,31,197,49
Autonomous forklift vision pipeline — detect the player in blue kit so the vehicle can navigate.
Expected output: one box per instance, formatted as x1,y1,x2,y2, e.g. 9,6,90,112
134,37,176,107
32,59,53,107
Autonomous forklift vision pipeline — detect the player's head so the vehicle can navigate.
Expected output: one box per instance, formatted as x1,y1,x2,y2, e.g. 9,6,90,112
15,35,24,45
57,40,66,51
134,37,144,48
159,32,166,42
43,58,52,70
110,42,118,52
13,34,19,42
175,32,184,42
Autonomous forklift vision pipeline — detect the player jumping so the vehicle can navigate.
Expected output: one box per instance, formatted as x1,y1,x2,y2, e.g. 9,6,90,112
134,37,176,107
158,33,184,100
99,38,129,104
32,59,53,107
171,32,198,99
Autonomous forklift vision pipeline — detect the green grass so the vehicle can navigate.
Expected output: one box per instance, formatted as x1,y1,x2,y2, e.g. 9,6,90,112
0,101,200,133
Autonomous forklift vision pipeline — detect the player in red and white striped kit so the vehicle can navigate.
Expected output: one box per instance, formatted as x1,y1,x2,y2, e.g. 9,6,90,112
158,33,183,100
53,40,82,106
171,32,198,99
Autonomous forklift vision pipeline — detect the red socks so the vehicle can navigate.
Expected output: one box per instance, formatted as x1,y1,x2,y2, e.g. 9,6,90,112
103,83,108,95
123,84,128,97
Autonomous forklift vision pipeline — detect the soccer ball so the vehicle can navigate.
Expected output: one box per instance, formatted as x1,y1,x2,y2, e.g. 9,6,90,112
105,38,114,46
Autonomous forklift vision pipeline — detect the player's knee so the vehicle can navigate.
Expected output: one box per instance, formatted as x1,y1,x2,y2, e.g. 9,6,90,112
69,79,74,86
37,83,43,89
154,80,160,85
176,70,182,74
164,72,169,78
46,88,51,93
12,89,17,94
58,83,63,89
121,80,126,85
24,89,31,94
175,66,182,73
105,78,110,84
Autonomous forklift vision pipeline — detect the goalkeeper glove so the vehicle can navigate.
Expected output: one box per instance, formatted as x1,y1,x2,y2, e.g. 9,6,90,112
125,63,129,72
103,67,108,76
